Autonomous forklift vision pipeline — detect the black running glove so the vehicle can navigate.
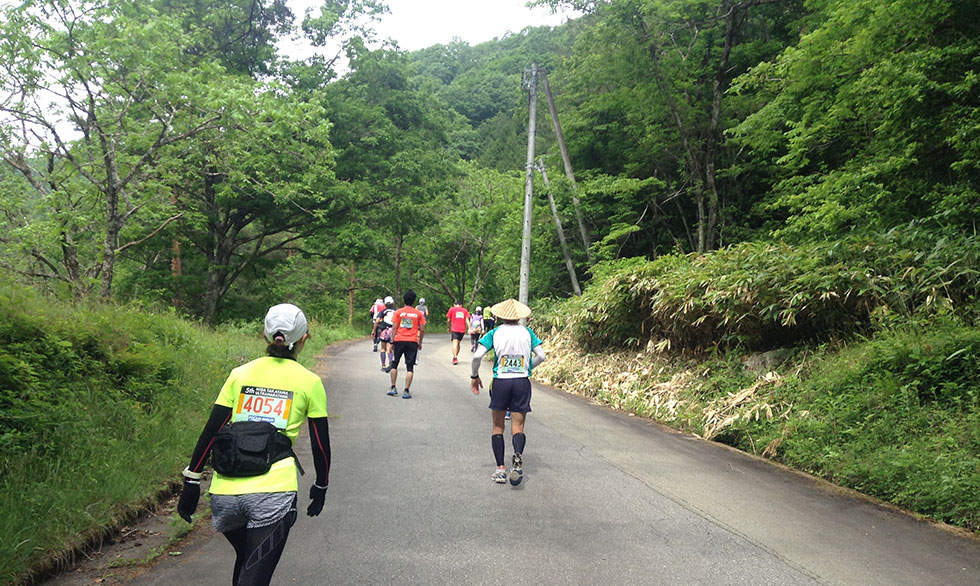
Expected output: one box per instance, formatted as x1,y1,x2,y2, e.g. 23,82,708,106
177,478,201,523
307,484,327,517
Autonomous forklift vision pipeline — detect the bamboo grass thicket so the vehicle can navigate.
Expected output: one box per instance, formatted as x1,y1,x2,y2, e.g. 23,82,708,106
559,227,980,353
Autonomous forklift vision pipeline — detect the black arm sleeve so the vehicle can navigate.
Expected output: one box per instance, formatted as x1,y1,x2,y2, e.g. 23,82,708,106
186,405,233,474
308,417,331,487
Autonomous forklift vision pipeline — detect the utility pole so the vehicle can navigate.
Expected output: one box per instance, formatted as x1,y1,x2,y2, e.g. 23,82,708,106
170,191,182,310
537,159,581,295
519,63,538,307
541,69,593,265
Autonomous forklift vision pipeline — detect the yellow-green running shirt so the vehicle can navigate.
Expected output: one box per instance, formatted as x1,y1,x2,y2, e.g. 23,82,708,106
209,356,327,495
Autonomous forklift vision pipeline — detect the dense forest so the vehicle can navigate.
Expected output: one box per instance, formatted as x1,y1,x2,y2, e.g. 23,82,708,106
1,2,980,581
1,0,974,326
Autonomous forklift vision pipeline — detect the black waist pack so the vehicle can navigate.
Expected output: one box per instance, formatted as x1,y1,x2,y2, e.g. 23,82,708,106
211,421,304,478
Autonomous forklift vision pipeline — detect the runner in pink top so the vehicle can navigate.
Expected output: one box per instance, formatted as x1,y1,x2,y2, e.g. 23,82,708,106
369,298,386,352
446,302,470,365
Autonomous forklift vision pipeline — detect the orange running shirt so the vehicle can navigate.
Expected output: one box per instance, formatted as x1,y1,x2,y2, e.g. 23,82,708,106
392,306,426,342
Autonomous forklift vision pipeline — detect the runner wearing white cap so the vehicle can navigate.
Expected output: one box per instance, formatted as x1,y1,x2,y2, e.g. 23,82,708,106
177,303,331,585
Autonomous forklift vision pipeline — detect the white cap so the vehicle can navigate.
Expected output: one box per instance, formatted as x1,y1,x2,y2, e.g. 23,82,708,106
264,303,308,350
419,298,425,304
375,298,383,305
475,306,482,312
384,296,394,304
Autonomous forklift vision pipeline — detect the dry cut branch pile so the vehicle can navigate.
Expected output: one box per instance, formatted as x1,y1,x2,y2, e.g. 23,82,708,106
535,328,806,447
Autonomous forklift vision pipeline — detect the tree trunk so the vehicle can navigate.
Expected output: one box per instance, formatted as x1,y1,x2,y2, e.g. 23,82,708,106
394,234,404,296
202,173,224,326
170,191,183,310
203,267,226,326
99,187,121,299
348,261,356,326
702,1,741,251
59,230,83,297
171,236,183,310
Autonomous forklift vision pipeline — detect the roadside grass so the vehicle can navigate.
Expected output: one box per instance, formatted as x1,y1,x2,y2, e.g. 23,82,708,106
0,285,361,585
534,225,980,532
536,310,980,533
751,318,980,530
558,226,980,353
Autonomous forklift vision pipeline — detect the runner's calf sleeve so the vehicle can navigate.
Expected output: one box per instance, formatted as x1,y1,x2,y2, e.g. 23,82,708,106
513,432,526,456
492,434,505,467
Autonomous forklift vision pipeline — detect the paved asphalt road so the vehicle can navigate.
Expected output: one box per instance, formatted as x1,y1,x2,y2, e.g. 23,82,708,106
131,334,980,586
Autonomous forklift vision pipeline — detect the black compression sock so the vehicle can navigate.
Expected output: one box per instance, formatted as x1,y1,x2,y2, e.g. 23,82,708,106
491,434,505,467
513,432,526,456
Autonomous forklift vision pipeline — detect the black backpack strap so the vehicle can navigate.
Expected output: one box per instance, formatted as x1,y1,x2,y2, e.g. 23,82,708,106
291,449,305,476
272,430,305,476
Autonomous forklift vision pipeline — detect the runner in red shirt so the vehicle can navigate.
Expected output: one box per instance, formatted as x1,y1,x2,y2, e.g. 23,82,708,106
446,302,470,365
387,289,426,399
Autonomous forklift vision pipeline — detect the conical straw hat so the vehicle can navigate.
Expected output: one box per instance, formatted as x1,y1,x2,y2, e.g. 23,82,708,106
490,298,531,320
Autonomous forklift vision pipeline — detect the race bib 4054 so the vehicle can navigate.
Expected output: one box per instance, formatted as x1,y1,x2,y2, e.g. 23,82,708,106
235,386,293,428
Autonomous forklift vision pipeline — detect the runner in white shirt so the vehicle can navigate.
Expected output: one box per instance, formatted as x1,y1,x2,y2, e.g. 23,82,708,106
469,299,546,486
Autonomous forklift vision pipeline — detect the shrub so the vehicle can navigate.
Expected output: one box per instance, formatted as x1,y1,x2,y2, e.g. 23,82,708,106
0,284,358,584
563,225,980,353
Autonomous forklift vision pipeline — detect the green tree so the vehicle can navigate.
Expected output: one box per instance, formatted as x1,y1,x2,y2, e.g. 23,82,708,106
155,0,294,76
0,0,229,298
160,87,345,324
538,0,803,252
406,162,522,304
732,0,980,238
316,43,456,298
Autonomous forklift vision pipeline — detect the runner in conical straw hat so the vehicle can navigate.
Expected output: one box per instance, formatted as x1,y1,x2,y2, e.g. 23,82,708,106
489,298,531,321
470,298,546,486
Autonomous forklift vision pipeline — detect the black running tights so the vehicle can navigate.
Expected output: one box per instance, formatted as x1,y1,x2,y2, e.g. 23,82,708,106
224,508,297,586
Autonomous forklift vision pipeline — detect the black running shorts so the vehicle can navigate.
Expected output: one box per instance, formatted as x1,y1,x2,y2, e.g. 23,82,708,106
391,341,419,371
488,377,532,413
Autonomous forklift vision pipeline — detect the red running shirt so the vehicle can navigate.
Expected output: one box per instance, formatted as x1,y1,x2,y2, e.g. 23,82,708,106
446,306,470,333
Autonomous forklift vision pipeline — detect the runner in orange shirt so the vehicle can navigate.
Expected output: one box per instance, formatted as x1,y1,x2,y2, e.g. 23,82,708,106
387,289,426,399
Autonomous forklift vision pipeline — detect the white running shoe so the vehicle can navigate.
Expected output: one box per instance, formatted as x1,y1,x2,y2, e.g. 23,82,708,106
509,454,523,486
491,468,507,484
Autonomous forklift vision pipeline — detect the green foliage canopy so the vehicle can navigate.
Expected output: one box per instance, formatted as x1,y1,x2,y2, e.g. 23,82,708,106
732,0,980,238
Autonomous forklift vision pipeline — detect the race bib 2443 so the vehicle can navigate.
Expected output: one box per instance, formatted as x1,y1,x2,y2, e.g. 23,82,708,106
500,354,527,374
